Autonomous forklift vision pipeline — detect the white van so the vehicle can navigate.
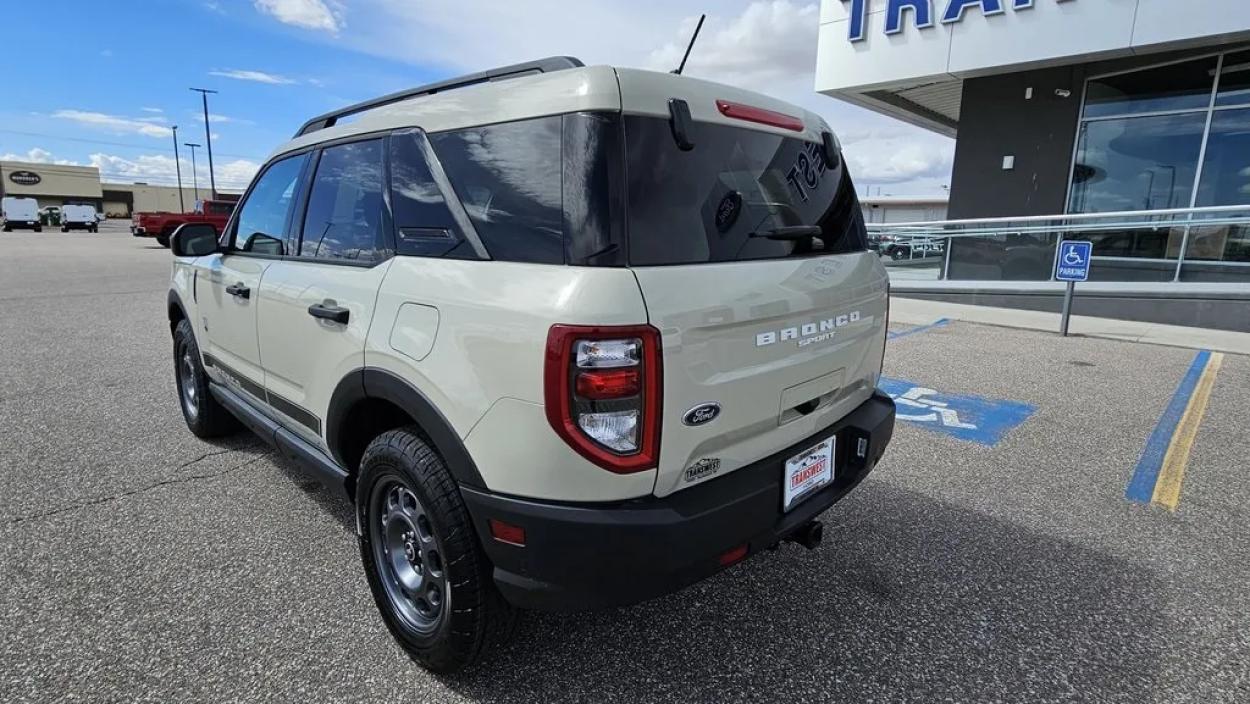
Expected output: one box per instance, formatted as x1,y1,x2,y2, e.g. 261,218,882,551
61,204,100,232
2,197,41,232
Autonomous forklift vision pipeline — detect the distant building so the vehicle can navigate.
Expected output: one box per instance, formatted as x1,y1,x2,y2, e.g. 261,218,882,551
860,195,948,223
0,159,241,217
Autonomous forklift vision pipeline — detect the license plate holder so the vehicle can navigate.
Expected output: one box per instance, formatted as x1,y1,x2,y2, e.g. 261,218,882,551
782,436,835,512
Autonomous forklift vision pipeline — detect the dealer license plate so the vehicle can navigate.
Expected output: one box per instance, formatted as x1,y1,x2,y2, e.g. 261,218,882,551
782,437,835,512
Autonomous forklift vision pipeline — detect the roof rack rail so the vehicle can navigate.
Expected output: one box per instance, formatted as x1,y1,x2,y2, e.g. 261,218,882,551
293,56,585,137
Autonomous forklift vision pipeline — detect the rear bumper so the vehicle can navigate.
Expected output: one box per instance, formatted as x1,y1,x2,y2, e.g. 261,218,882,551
131,226,148,236
3,220,40,229
461,391,895,611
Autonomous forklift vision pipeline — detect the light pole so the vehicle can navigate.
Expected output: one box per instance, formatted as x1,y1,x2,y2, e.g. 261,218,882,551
171,125,185,212
184,143,201,203
189,87,219,199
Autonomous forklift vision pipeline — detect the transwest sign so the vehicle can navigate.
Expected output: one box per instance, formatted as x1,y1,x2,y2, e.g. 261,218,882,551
841,0,1076,42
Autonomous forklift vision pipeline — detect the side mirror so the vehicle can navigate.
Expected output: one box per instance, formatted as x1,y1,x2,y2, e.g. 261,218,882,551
171,223,220,257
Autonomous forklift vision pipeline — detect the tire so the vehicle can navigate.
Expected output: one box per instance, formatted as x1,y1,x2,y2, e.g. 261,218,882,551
891,247,908,261
173,319,238,438
34,226,42,233
2,226,10,232
91,225,98,233
61,226,68,233
357,428,516,673
157,233,171,248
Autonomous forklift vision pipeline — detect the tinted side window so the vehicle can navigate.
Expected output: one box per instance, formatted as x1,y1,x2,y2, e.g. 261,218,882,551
300,139,387,262
233,154,307,255
430,117,564,264
389,131,475,259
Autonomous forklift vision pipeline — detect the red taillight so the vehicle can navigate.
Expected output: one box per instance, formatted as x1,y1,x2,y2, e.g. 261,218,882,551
575,369,640,399
716,100,804,132
489,519,526,547
544,324,662,474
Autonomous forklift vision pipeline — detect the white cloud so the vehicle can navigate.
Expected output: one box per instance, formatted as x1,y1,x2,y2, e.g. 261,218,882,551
140,107,164,114
645,2,819,90
52,110,172,138
0,148,80,166
208,68,298,85
254,0,342,33
842,132,954,185
187,110,247,125
204,1,223,13
89,152,260,189
331,0,952,193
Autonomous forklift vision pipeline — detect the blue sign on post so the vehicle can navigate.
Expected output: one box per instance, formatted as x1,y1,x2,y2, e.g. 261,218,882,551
1055,240,1092,282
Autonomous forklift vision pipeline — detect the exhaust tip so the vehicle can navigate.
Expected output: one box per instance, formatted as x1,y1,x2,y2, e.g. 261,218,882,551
786,520,824,550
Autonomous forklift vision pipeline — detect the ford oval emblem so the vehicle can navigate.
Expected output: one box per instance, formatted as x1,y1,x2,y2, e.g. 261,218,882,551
682,402,721,427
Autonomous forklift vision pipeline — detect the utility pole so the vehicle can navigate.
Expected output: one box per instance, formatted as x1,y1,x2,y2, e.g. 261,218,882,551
172,125,185,212
189,88,218,199
185,143,201,203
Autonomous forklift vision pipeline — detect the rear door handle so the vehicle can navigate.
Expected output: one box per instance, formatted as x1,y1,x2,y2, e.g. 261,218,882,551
225,282,250,299
308,302,350,324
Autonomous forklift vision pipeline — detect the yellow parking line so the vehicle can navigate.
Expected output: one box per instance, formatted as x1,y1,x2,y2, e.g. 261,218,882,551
1152,352,1224,511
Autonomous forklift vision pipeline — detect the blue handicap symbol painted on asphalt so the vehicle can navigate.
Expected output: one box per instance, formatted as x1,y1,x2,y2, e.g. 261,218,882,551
879,377,1036,447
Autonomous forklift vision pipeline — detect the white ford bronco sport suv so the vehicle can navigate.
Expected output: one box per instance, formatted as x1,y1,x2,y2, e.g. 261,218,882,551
166,57,895,672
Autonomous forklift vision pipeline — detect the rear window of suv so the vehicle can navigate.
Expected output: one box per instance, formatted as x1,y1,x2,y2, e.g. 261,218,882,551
424,113,863,267
623,115,866,266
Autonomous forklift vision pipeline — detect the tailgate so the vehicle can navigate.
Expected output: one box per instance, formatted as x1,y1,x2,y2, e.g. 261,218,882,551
636,254,887,497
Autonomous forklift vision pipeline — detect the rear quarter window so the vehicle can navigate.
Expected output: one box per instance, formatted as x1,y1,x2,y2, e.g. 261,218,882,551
430,118,565,265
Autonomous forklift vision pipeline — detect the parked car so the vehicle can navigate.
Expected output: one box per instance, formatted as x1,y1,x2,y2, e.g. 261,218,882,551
2,196,42,232
165,57,895,673
39,206,62,227
61,204,100,232
132,199,233,247
880,236,944,261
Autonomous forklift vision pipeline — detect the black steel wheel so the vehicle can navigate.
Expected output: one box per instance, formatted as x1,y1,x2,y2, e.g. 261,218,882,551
371,479,449,635
357,427,516,672
173,319,238,438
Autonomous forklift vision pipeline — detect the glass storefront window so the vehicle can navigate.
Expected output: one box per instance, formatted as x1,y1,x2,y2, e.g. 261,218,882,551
1179,224,1250,282
1083,57,1218,119
1215,51,1250,108
1195,109,1250,207
1069,113,1206,213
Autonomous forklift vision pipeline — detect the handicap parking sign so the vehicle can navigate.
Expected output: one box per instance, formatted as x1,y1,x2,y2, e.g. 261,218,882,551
1055,241,1093,282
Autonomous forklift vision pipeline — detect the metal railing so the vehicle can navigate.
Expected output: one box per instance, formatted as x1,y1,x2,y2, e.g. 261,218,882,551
866,205,1250,283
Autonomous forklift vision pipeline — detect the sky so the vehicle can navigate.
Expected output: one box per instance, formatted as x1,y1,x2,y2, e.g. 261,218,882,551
0,0,955,196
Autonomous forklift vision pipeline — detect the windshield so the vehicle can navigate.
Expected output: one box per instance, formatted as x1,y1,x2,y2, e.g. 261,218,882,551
623,115,865,266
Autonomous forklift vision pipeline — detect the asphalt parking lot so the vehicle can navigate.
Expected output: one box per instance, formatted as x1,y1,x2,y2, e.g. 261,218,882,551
2,222,1248,703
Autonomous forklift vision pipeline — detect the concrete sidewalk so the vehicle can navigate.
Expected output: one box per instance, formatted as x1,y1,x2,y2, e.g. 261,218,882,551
890,297,1250,356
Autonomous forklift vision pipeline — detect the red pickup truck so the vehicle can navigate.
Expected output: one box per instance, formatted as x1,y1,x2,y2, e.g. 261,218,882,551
131,199,234,247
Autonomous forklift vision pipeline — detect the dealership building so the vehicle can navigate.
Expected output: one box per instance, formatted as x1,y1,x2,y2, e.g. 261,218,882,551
0,160,239,218
818,0,1250,328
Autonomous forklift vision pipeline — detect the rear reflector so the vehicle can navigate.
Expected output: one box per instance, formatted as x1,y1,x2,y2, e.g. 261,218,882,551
575,369,641,399
716,100,804,132
719,544,749,567
489,519,526,547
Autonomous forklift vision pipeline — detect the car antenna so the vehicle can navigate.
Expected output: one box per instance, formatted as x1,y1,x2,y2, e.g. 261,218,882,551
671,14,706,75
